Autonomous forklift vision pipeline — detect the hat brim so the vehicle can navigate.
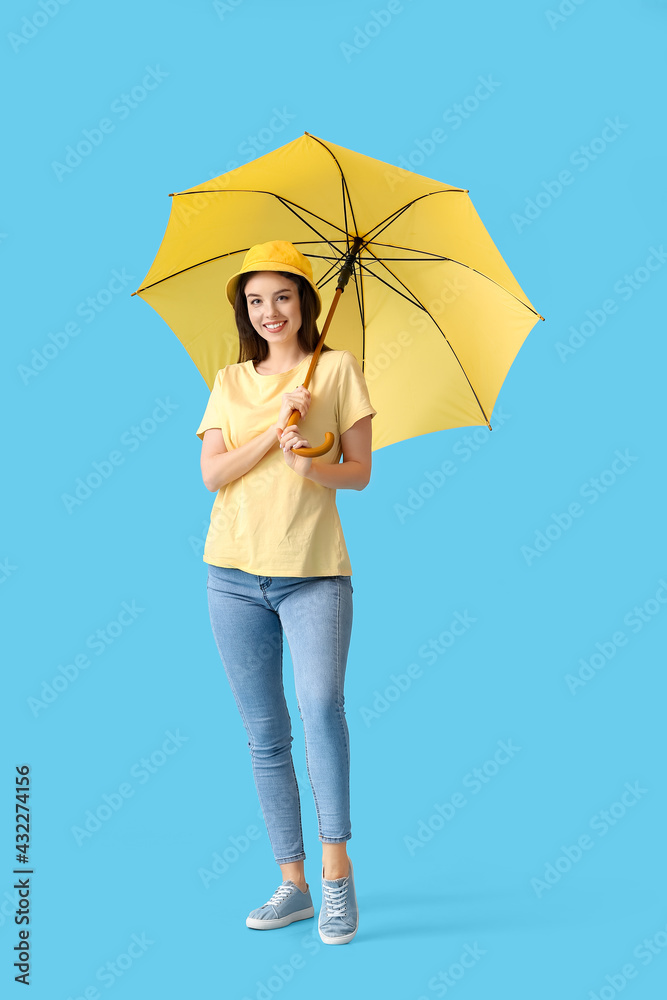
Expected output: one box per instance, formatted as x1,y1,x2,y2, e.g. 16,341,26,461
226,261,322,318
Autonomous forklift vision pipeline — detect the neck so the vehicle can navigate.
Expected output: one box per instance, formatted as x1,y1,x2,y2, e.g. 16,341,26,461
260,344,309,369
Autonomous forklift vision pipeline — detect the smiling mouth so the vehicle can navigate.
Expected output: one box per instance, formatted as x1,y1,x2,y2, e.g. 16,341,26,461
264,321,286,331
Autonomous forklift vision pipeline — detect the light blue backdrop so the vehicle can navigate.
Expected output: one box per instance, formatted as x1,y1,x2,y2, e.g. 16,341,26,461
3,1,666,997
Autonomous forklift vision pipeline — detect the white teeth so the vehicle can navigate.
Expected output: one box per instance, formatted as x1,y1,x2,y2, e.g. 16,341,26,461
265,322,285,330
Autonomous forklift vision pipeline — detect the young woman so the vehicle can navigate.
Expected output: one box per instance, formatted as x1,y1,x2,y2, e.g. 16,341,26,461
195,241,376,945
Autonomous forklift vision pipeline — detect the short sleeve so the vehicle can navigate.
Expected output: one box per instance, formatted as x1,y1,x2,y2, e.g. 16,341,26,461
336,351,377,436
195,368,225,441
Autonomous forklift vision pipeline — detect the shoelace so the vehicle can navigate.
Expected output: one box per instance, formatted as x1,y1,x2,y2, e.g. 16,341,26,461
321,879,348,917
264,883,296,908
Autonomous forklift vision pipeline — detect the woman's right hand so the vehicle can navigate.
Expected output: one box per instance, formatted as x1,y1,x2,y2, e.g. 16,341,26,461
275,385,311,434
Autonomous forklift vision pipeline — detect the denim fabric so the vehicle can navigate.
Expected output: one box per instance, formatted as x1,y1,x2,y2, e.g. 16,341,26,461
206,564,354,864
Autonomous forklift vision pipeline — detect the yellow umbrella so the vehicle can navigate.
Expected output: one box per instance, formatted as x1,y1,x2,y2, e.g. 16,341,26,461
133,131,544,453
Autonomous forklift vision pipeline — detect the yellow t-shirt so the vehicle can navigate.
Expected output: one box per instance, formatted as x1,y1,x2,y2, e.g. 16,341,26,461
195,349,377,577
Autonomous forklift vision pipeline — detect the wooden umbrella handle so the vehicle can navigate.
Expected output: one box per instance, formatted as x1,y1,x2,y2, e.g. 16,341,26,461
288,285,344,458
288,239,363,457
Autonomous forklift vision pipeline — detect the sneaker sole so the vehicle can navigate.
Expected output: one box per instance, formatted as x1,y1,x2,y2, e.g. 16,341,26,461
246,905,314,930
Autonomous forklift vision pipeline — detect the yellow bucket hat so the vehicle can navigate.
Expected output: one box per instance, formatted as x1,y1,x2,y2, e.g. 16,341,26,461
225,240,322,317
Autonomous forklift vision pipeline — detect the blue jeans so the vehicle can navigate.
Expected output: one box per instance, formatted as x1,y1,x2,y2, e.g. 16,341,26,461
206,564,354,865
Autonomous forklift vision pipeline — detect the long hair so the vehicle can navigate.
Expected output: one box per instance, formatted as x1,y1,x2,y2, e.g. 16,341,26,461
234,270,334,364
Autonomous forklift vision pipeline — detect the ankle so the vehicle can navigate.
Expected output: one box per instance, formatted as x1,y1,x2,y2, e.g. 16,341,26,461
322,861,350,881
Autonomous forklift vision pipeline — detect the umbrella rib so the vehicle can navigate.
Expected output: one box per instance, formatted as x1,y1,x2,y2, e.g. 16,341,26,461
134,243,348,297
362,246,492,428
272,197,354,268
363,241,544,321
304,132,361,248
363,188,467,244
172,188,351,236
136,192,361,295
349,258,424,309
354,258,367,369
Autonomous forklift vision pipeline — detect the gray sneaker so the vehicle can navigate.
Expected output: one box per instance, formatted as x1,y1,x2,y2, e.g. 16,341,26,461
318,858,359,944
246,880,314,930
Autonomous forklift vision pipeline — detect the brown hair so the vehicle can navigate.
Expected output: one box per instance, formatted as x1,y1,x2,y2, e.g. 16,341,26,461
234,270,334,365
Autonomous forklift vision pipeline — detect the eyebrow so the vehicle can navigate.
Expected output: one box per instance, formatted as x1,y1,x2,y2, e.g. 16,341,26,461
245,288,293,298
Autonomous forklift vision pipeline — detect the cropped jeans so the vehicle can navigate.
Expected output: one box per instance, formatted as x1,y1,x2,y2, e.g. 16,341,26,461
206,564,354,865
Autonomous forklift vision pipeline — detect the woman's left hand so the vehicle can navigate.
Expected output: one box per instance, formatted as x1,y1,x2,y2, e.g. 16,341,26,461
276,424,313,477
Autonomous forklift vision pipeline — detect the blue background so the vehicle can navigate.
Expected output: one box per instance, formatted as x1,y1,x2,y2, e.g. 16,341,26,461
3,1,667,997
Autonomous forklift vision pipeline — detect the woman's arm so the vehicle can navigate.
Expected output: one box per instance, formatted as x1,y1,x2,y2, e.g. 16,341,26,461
200,423,278,492
304,415,373,491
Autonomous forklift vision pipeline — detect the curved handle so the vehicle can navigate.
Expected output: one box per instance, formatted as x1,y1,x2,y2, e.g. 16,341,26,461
285,406,334,457
278,253,363,461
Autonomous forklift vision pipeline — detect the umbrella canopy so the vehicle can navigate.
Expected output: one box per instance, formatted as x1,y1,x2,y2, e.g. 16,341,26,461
133,131,544,451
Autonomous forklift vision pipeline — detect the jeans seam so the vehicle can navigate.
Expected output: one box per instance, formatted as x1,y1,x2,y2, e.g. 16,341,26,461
282,625,305,859
302,702,322,837
336,575,351,840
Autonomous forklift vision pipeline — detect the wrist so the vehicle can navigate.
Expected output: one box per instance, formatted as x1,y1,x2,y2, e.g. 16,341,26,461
303,459,320,483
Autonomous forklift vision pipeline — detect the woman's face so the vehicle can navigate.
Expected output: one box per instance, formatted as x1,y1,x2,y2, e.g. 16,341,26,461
244,271,302,347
